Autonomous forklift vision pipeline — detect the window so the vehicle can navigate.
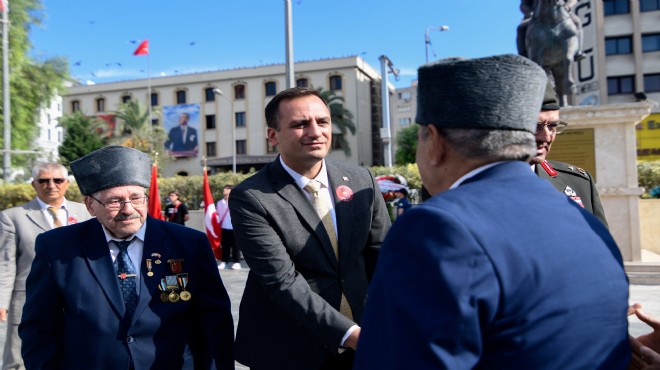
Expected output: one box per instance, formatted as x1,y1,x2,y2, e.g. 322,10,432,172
96,98,105,112
399,118,412,126
205,88,216,102
605,36,632,55
121,95,131,103
296,78,309,88
176,90,187,104
206,115,216,129
331,134,343,150
266,139,278,153
642,33,660,52
151,118,159,126
645,73,660,92
236,140,247,155
265,82,277,96
607,75,635,95
235,112,246,128
71,100,80,112
234,84,245,100
641,0,660,11
329,75,342,91
206,142,217,157
604,0,630,15
151,93,159,107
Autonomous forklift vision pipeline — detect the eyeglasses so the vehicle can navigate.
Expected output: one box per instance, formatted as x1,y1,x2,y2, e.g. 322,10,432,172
537,121,568,134
90,195,148,211
37,178,66,185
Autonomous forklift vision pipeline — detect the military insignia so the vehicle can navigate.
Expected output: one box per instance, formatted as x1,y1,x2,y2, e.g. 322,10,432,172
570,196,585,208
335,185,354,202
145,259,154,277
564,186,577,197
151,253,162,264
540,160,558,177
167,259,184,273
576,167,587,175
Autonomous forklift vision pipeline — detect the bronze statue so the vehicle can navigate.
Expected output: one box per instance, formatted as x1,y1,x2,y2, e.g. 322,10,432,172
517,0,584,106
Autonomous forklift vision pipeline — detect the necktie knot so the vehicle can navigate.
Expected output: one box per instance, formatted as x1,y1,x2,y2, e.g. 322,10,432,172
305,180,321,195
47,206,63,228
114,240,132,252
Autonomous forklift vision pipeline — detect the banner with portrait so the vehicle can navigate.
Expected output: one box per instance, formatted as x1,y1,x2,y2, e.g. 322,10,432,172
163,104,200,158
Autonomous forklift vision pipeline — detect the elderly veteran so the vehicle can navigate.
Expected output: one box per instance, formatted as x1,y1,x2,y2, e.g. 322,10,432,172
532,82,608,227
354,55,630,369
18,146,235,370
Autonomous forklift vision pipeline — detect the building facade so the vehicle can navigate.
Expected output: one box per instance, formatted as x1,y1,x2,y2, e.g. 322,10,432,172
63,56,386,176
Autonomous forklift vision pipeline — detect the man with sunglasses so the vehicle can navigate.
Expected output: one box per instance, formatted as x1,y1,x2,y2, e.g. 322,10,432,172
532,82,608,227
18,146,234,370
0,162,91,370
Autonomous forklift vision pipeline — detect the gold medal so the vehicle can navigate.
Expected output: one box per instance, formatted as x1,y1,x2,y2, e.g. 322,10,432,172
180,290,191,301
168,291,180,303
155,260,161,264
147,271,154,277
160,292,169,302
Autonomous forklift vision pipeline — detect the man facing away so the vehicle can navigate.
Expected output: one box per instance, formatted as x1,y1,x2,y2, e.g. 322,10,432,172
354,55,630,369
19,146,234,370
532,81,608,226
229,87,391,370
0,162,91,370
216,185,241,270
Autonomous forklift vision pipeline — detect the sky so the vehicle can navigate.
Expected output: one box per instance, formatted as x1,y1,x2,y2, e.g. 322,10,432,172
29,0,523,89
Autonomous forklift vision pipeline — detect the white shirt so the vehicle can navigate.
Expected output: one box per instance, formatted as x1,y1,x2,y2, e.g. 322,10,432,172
216,199,233,230
103,221,147,294
36,197,70,228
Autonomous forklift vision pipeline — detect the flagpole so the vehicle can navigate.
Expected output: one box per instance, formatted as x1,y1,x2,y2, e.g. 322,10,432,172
2,0,11,181
147,45,152,153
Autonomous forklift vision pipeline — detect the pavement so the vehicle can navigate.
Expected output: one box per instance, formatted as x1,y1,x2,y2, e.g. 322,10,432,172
1,262,659,369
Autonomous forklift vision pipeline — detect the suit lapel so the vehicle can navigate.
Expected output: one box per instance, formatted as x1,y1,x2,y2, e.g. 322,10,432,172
269,159,338,267
326,162,355,271
535,163,565,193
81,219,125,317
131,217,168,325
24,199,51,232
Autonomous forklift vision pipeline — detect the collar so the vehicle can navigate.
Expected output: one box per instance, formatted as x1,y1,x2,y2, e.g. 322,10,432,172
279,156,330,191
102,219,147,244
449,161,507,189
36,197,68,211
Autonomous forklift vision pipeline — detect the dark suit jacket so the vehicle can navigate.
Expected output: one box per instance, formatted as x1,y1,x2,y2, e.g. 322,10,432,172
19,217,234,370
355,161,630,369
229,158,390,370
535,159,608,227
165,125,198,152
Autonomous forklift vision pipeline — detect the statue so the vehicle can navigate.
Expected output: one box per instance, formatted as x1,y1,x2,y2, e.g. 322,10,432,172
517,0,584,106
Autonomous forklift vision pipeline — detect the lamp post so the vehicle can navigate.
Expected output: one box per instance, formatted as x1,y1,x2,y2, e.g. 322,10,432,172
379,55,399,168
425,25,449,64
213,89,236,173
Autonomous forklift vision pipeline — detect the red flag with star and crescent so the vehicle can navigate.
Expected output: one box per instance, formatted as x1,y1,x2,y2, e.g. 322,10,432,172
148,162,164,220
203,168,222,259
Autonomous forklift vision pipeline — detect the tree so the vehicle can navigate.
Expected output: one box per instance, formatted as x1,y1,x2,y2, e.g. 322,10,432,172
111,100,165,156
316,88,356,156
58,112,107,167
0,0,69,168
395,124,419,165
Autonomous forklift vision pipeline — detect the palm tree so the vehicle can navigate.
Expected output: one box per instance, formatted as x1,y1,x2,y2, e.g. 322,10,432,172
111,100,165,155
316,88,356,156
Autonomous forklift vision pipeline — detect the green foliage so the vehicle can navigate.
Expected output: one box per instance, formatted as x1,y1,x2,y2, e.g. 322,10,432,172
317,88,356,156
0,0,69,168
395,125,418,165
153,171,255,210
110,100,166,157
638,160,660,198
58,112,107,167
0,181,84,210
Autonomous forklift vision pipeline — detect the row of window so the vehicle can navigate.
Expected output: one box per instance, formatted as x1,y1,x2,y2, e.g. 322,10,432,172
605,0,660,15
204,112,246,129
72,75,344,113
605,33,660,55
607,73,660,94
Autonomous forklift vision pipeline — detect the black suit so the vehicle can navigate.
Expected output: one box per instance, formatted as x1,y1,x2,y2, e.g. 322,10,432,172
229,158,390,370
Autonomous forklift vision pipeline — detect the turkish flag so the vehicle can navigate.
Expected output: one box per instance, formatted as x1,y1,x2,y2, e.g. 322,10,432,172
133,40,149,56
203,169,222,259
148,163,164,220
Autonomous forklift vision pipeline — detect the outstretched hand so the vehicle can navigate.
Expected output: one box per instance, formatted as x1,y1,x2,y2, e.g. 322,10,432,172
628,304,660,370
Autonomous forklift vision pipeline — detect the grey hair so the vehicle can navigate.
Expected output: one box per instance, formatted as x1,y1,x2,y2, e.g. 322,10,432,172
437,128,536,162
32,162,68,179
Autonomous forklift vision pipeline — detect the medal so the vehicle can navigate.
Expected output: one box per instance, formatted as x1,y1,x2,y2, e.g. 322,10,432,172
177,273,191,301
168,291,180,302
160,292,169,302
151,253,162,264
180,291,191,301
146,259,154,277
158,279,169,302
167,259,184,274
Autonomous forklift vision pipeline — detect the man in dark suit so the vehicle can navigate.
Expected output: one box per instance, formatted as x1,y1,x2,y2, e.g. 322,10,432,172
229,87,390,370
532,82,608,226
165,112,198,157
18,146,234,370
354,55,630,369
0,162,91,370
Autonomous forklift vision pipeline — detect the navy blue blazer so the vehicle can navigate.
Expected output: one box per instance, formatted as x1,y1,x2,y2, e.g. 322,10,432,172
19,216,234,370
355,161,630,369
165,125,198,152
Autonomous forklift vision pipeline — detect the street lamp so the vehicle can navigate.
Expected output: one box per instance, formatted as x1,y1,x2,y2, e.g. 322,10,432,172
213,88,236,173
425,25,450,64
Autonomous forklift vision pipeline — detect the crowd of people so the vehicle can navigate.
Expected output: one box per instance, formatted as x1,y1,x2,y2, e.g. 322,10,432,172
0,53,657,370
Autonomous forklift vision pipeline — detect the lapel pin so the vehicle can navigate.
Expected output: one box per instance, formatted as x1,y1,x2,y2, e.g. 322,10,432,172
336,185,354,202
342,176,349,181
151,253,162,264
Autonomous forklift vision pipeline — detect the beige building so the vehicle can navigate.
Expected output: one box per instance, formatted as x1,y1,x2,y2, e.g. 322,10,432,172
63,56,387,176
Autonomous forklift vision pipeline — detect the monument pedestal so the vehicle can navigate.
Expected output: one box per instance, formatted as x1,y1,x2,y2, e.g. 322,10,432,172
560,102,654,262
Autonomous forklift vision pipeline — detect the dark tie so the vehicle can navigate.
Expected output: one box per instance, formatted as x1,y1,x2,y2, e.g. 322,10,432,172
113,240,138,318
